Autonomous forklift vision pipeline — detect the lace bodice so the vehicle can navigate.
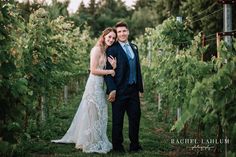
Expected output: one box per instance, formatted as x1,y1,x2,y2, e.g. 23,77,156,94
91,46,106,70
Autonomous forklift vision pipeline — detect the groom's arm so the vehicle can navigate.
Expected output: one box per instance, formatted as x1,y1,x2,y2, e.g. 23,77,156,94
135,45,144,94
104,48,117,94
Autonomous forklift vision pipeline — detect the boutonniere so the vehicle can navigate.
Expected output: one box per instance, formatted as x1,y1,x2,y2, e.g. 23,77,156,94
132,45,138,50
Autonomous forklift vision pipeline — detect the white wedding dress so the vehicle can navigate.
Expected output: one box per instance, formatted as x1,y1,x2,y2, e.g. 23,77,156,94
52,52,112,153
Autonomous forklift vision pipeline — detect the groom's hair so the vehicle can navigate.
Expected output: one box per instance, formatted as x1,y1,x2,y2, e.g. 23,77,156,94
115,21,128,29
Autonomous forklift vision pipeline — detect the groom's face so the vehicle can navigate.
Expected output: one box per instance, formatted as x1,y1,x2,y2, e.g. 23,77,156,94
116,26,129,42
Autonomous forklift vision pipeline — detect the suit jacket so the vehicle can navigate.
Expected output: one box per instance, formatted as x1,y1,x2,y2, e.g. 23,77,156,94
104,41,144,96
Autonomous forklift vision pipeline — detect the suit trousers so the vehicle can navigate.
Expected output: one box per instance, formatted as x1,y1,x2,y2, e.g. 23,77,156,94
111,83,141,150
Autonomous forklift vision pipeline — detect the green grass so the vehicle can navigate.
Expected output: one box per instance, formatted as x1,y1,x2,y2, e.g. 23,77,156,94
21,91,228,157
22,91,175,157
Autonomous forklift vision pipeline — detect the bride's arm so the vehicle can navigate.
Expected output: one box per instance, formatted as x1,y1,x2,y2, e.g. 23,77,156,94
90,47,114,76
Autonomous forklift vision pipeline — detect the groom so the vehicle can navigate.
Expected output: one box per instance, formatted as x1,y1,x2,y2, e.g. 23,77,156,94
104,21,144,152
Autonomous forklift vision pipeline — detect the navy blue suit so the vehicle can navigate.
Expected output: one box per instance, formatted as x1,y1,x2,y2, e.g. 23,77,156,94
104,41,143,151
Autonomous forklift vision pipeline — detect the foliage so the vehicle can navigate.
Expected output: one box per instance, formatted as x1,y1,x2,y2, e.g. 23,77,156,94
69,0,131,37
136,17,236,154
1,0,236,156
180,0,224,34
0,3,94,156
0,2,27,146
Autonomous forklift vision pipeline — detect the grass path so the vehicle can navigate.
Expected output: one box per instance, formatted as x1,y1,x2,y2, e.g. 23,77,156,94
26,91,225,157
26,92,175,157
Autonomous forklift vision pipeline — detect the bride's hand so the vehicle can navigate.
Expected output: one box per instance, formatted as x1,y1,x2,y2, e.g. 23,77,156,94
109,70,115,77
108,55,117,69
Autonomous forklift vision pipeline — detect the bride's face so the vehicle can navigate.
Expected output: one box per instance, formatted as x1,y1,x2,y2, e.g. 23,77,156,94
104,31,116,46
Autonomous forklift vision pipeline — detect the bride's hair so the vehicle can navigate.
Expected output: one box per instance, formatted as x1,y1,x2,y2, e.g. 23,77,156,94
96,27,117,49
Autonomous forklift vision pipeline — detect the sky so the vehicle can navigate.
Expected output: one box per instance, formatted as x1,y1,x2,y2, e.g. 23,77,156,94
16,0,137,14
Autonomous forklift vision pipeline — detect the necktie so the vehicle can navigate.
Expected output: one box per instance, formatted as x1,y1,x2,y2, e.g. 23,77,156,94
124,44,134,59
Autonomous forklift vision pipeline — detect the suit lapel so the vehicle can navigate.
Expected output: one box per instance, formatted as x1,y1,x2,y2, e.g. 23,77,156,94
117,42,129,63
129,42,140,65
116,42,139,64
129,42,138,58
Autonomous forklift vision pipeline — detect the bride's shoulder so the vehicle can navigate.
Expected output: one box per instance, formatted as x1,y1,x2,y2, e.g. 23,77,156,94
90,46,103,56
91,46,102,52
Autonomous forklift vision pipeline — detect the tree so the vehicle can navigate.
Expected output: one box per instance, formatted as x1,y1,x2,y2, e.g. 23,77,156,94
180,0,223,34
72,0,131,37
129,7,159,39
46,0,69,19
180,0,230,60
134,0,155,9
154,0,181,22
131,0,182,38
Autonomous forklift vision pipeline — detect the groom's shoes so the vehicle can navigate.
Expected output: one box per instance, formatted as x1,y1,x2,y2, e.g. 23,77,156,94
113,146,125,153
129,145,143,152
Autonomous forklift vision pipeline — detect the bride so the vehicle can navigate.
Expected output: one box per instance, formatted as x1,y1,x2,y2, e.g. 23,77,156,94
51,27,117,154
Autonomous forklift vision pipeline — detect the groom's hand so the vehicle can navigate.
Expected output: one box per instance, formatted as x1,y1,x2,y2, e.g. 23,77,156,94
139,92,144,98
108,90,116,102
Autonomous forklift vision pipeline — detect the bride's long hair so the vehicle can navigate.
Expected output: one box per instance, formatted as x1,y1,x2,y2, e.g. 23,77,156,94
96,27,117,51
